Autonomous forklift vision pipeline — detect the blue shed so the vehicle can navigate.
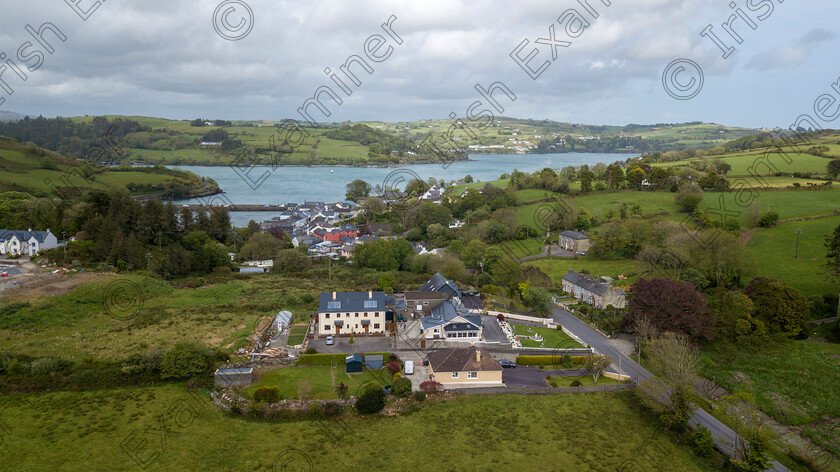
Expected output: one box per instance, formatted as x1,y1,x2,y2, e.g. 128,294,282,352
365,354,384,370
345,354,363,373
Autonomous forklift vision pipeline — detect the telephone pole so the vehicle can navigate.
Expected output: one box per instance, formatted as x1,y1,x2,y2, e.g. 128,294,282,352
794,229,803,259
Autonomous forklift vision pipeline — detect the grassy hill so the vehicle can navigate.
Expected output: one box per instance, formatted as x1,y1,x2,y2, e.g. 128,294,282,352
0,136,215,198
0,115,767,168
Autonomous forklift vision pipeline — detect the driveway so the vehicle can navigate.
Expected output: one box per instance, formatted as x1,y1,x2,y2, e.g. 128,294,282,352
502,365,548,388
307,336,394,354
551,306,790,472
480,315,510,344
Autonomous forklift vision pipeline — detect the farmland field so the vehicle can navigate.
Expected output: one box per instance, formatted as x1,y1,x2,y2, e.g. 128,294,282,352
525,258,641,286
0,386,714,471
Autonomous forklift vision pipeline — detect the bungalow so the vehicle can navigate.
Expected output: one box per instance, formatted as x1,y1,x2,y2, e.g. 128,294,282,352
561,269,626,309
428,346,502,386
317,291,387,337
558,230,590,254
0,229,59,256
421,299,483,341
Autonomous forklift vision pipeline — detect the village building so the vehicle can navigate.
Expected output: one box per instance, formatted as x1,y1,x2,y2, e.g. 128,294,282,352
558,230,590,254
317,291,387,337
428,346,503,386
561,269,626,309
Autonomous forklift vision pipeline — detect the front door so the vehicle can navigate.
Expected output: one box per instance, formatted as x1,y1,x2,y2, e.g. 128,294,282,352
335,324,341,335
364,324,369,335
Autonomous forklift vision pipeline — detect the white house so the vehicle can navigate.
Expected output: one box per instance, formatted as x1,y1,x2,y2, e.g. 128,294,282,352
0,229,59,256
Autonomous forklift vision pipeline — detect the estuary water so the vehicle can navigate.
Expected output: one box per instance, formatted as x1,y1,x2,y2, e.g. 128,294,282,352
171,152,630,226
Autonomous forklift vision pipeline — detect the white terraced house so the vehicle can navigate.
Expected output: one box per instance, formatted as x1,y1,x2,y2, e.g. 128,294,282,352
0,229,59,256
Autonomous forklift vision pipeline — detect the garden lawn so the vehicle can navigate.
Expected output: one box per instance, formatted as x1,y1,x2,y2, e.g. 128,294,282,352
549,375,620,387
0,384,715,471
512,324,581,348
286,325,308,346
244,365,394,400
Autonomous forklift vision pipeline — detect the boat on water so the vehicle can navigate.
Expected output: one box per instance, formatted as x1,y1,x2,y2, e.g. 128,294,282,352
330,169,334,173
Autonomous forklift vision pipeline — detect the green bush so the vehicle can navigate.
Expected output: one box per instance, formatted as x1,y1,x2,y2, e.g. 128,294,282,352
691,426,715,457
392,377,412,398
570,380,582,387
560,354,573,368
304,347,318,355
160,342,209,379
413,391,426,402
355,384,386,414
253,386,281,403
516,355,587,366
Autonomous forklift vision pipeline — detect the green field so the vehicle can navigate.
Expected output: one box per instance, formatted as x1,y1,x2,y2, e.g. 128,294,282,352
512,323,580,348
525,258,641,286
286,325,309,346
549,375,620,387
0,385,714,471
0,268,433,361
701,339,840,426
746,215,840,296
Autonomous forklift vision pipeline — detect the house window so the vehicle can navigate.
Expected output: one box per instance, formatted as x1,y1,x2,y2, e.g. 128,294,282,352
325,314,330,319
363,300,377,309
324,325,330,330
364,313,368,317
373,324,380,329
468,372,477,379
355,313,359,317
327,301,341,309
452,372,459,378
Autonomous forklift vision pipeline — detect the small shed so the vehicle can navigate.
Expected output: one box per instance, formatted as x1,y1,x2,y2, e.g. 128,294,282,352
214,368,254,387
365,354,384,370
346,354,363,373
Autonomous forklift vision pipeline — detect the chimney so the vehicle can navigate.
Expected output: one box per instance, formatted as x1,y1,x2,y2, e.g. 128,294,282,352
368,290,373,299
332,291,336,300
475,349,481,363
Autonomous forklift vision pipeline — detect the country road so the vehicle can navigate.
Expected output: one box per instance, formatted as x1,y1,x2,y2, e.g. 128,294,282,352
551,306,791,472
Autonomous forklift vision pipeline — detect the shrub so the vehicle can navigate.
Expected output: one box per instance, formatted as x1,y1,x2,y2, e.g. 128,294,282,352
414,391,426,402
253,386,281,403
496,313,505,322
419,380,443,393
516,355,587,366
349,336,355,344
560,354,573,368
160,342,209,379
336,382,348,399
392,377,412,398
320,402,342,418
570,380,582,387
388,353,400,363
299,293,314,304
355,384,386,414
691,426,715,457
28,357,70,375
757,211,779,227
545,374,551,381
556,324,563,330
386,361,401,375
304,347,318,355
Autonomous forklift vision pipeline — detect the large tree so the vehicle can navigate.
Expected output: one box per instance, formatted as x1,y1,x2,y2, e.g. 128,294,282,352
345,179,371,202
626,278,715,340
744,278,809,338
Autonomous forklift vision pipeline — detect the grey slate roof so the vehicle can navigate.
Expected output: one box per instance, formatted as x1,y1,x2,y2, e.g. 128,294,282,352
421,300,482,330
562,269,610,296
0,229,53,243
559,230,589,240
419,272,460,296
318,291,387,313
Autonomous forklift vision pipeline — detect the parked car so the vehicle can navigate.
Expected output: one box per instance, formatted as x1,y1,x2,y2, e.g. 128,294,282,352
325,336,334,345
403,360,414,375
499,359,516,368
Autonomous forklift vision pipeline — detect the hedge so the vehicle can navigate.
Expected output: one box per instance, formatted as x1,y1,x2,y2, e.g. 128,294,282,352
296,352,390,366
515,355,588,366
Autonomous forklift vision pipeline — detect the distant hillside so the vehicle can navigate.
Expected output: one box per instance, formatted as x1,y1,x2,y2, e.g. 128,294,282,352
0,115,766,167
0,135,217,198
0,110,31,122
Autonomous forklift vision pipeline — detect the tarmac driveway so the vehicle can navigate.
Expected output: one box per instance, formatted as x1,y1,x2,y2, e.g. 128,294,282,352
502,365,549,387
307,336,394,354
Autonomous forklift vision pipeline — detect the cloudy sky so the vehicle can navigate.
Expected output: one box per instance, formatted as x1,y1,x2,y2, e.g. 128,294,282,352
1,0,838,128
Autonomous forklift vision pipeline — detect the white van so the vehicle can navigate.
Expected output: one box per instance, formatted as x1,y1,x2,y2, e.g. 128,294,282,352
403,360,414,375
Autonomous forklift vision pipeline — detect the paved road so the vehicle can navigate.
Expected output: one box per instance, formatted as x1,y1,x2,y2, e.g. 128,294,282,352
551,306,790,472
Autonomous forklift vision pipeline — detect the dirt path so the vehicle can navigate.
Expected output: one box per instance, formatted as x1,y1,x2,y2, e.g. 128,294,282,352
1,270,106,301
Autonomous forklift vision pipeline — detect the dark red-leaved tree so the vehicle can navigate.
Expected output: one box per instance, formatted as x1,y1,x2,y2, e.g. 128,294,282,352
625,278,715,340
